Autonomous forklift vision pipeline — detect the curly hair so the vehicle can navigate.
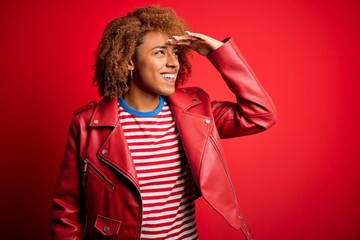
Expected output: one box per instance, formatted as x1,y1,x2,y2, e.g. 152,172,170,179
93,5,192,98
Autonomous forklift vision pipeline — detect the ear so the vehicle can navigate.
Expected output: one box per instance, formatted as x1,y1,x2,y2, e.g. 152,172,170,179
127,60,134,71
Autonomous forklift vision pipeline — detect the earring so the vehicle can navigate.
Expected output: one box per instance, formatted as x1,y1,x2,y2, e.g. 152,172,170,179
129,70,133,80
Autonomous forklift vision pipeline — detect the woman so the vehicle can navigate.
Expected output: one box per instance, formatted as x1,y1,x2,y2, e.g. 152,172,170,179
51,5,277,240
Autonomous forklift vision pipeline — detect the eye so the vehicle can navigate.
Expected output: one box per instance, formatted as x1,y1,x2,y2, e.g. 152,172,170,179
155,50,165,55
173,50,179,57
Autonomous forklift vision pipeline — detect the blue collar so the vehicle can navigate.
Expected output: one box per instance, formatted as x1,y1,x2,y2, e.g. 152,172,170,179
118,96,165,117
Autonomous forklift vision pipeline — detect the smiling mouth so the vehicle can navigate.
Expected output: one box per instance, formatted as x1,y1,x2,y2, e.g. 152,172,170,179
161,73,176,81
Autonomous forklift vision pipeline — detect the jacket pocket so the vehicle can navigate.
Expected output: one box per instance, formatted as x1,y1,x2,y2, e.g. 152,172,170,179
83,159,115,190
94,215,121,236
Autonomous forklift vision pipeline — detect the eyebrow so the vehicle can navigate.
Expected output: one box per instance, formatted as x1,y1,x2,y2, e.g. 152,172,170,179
151,45,178,51
151,45,167,50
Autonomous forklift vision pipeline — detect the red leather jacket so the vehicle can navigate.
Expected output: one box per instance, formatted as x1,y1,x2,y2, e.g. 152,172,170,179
51,39,277,240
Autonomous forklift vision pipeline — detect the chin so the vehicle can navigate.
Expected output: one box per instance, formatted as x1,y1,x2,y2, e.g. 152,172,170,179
160,88,175,96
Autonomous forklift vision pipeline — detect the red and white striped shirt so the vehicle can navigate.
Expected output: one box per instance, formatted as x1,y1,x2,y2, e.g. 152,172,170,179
118,97,198,240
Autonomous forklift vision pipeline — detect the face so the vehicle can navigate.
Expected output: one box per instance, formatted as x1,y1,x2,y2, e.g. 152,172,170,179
128,31,180,98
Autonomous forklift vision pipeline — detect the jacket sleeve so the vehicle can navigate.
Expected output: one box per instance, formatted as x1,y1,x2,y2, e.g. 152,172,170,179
51,114,84,240
207,38,277,138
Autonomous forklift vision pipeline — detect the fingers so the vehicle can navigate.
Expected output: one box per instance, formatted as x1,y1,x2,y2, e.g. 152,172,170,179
167,31,223,56
185,31,207,40
167,31,204,45
186,32,224,52
167,37,191,45
167,36,195,46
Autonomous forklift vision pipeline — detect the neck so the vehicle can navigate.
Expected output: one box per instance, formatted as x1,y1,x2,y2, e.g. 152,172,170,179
123,90,160,112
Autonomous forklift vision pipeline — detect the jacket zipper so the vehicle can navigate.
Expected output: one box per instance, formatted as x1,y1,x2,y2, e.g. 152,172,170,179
97,155,143,240
83,159,115,190
208,136,237,199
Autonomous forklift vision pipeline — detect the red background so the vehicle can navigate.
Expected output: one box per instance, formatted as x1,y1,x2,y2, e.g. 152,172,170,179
1,0,359,239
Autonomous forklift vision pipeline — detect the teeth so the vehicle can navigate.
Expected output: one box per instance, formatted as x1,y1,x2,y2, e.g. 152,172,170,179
161,74,176,79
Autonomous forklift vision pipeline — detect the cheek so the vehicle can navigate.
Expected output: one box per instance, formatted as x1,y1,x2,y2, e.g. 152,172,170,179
134,58,164,80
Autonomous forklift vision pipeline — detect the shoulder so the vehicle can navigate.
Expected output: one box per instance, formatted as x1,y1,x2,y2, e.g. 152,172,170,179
178,86,203,93
63,100,99,135
176,87,210,102
73,100,98,116
176,87,208,97
71,97,118,127
70,100,99,127
169,87,211,111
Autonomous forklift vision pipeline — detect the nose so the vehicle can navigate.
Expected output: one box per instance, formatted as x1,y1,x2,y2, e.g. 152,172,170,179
166,52,179,68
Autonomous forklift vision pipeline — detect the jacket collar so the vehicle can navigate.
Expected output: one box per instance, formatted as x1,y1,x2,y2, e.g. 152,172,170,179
89,88,200,128
89,97,119,127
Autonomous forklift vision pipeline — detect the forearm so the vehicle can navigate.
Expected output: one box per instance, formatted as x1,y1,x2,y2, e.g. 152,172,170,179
207,38,277,137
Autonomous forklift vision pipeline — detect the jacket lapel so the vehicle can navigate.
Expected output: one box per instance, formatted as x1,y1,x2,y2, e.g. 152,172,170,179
89,97,140,187
168,89,213,183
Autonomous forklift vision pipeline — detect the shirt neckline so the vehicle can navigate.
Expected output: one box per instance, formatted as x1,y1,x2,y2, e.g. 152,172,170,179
118,96,165,117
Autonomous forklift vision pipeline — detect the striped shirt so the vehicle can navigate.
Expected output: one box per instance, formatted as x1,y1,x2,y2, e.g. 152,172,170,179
118,97,198,240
